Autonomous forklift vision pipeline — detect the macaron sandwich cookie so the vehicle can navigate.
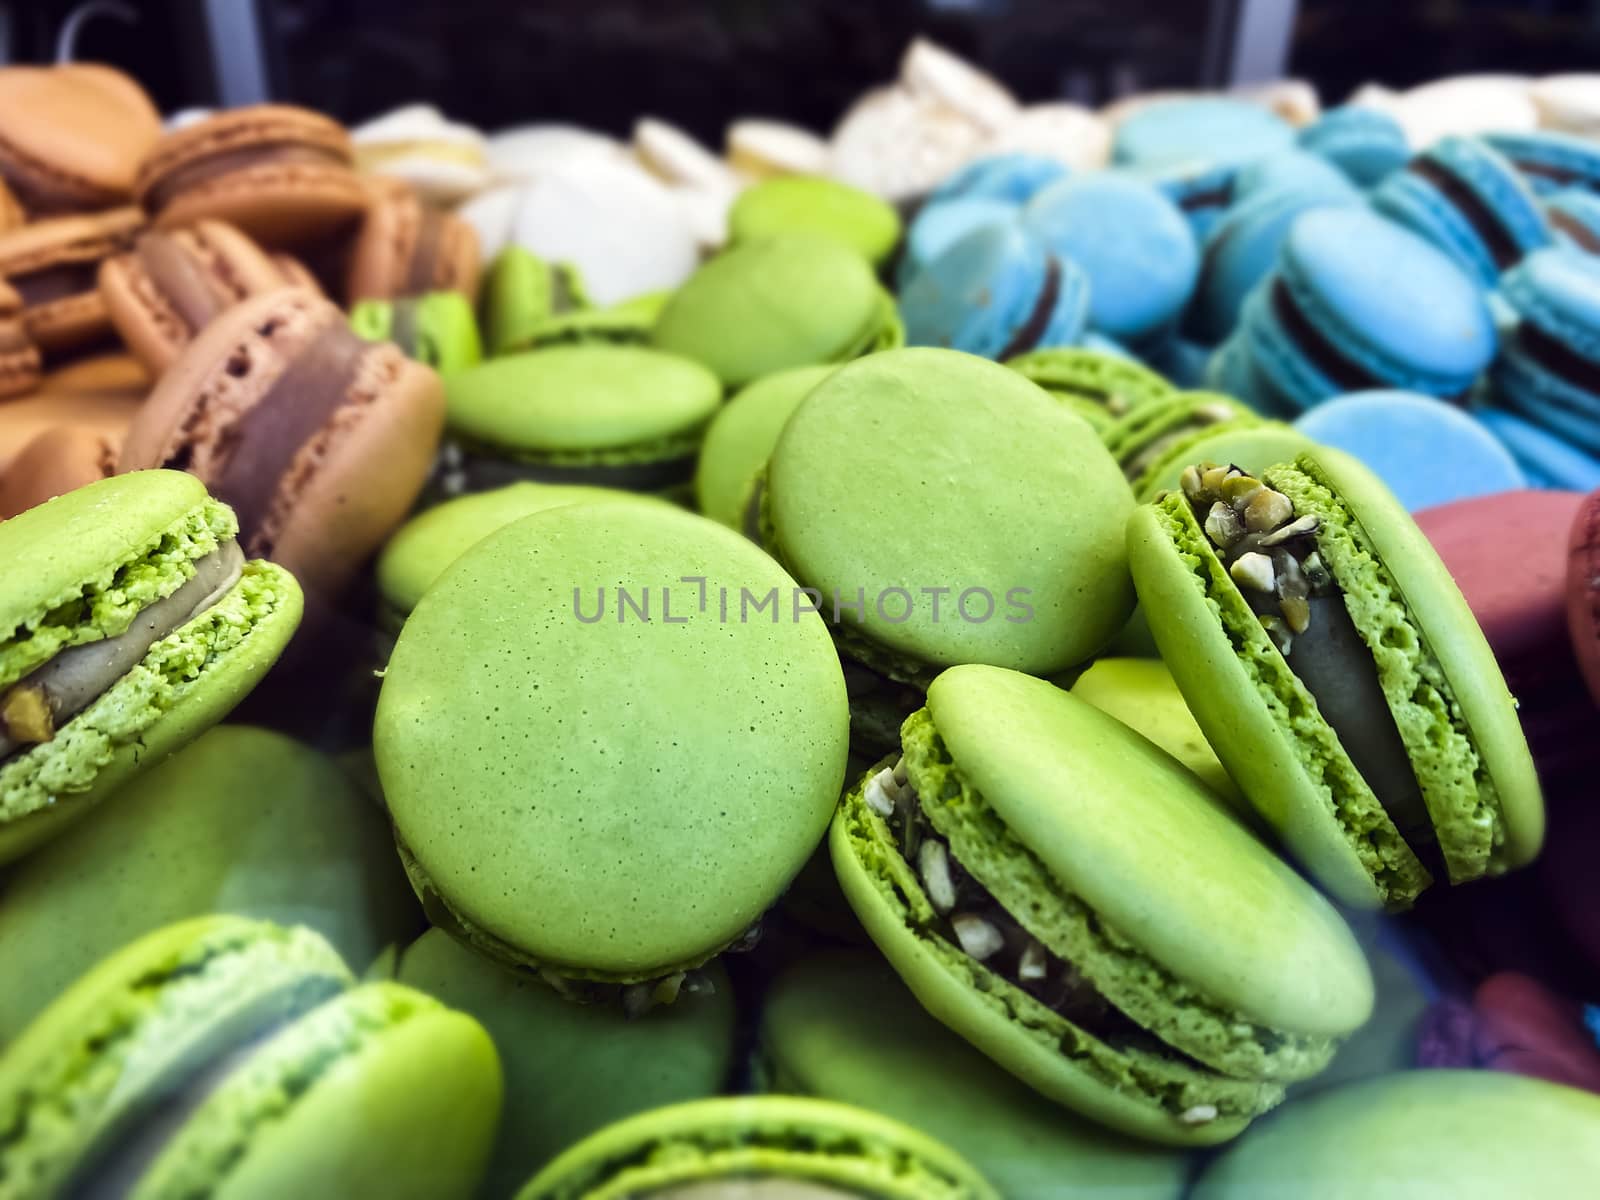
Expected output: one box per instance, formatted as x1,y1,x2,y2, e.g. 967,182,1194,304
479,244,590,356
345,180,482,302
695,364,836,530
1102,391,1263,500
1005,346,1175,432
0,425,119,520
119,288,445,597
135,105,366,245
0,471,301,864
517,1096,999,1200
1486,129,1600,196
652,233,902,389
1296,104,1410,188
442,345,720,498
1492,247,1600,456
0,278,41,397
0,915,502,1200
899,223,1089,360
728,175,903,268
831,664,1373,1145
1128,448,1544,909
99,219,318,372
1372,135,1550,288
374,501,849,1008
351,290,483,375
0,207,144,355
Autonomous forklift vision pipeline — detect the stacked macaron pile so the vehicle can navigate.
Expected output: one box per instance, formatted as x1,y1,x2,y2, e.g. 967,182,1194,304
5,42,1600,1200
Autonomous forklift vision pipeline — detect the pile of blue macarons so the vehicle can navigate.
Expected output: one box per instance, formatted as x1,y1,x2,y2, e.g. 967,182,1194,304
894,95,1600,506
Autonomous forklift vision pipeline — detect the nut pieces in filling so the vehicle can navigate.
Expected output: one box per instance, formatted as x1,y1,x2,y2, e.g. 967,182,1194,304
1177,461,1337,657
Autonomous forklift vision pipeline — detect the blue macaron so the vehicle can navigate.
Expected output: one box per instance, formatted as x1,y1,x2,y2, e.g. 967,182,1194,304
899,221,1089,359
1133,159,1240,243
1024,172,1198,346
1293,390,1525,510
1475,404,1600,490
1546,189,1600,259
1147,336,1213,389
1491,245,1600,455
1239,206,1497,412
1296,105,1410,188
1372,135,1551,289
1230,149,1362,208
925,152,1070,208
1485,130,1600,197
1185,184,1360,346
1205,330,1288,415
897,198,1017,291
1112,98,1294,170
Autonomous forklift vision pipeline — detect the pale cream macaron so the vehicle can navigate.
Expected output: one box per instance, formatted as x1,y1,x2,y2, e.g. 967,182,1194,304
1532,74,1600,138
726,120,830,178
352,103,491,205
981,103,1111,170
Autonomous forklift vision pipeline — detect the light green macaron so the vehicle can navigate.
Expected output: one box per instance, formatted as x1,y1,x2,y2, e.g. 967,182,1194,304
830,664,1374,1146
1005,347,1175,432
0,471,302,864
351,290,484,375
391,927,737,1196
761,953,1189,1198
479,245,591,356
652,234,903,388
1103,391,1263,499
515,1096,1000,1200
1129,420,1316,502
693,363,836,530
728,176,902,267
1128,448,1544,909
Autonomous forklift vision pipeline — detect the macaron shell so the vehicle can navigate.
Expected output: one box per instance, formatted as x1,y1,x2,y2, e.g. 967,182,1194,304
899,222,1062,359
1568,487,1600,705
2,207,145,352
0,424,117,519
728,176,901,266
694,363,836,528
0,64,161,210
0,389,139,469
1191,1071,1600,1198
927,665,1372,1035
345,189,482,303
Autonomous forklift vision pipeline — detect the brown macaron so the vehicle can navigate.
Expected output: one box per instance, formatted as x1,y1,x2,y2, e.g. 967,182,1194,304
0,64,161,213
0,280,42,398
0,207,144,355
345,181,481,303
100,220,323,373
118,288,445,596
0,176,26,233
0,389,139,472
0,424,118,518
135,105,367,247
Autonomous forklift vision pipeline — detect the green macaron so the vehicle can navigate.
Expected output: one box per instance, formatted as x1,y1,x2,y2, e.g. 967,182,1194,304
374,500,849,1000
516,288,672,351
350,290,484,375
1103,392,1263,499
728,176,902,267
652,234,903,388
479,245,590,356
761,953,1189,1199
0,471,302,864
1005,347,1175,432
376,481,661,628
1131,422,1316,502
1068,656,1243,811
390,927,736,1195
515,1096,1000,1199
694,363,836,530
1127,448,1544,909
0,725,420,1044
760,348,1135,685
443,344,722,499
1191,1071,1600,1198
830,664,1374,1146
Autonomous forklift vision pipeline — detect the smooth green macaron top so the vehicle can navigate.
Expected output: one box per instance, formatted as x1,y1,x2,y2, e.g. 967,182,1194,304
763,348,1136,679
446,344,722,459
1128,448,1543,910
516,1095,1001,1200
694,363,836,529
392,927,737,1196
351,291,484,375
374,501,850,984
761,953,1188,1200
377,481,660,620
729,176,903,267
1192,1071,1600,1199
0,725,420,1045
652,233,903,388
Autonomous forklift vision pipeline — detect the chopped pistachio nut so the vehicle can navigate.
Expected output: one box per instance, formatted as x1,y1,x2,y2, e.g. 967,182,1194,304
951,913,1005,960
1244,487,1293,532
1,684,54,745
919,839,958,913
1180,1104,1220,1125
1205,501,1245,548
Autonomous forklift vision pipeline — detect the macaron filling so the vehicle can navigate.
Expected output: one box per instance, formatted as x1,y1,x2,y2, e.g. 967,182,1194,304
143,144,348,213
996,259,1063,360
1548,210,1600,255
0,539,243,761
134,229,240,333
1407,158,1522,270
441,434,704,495
1513,320,1600,399
1166,457,1506,890
403,207,446,295
1270,280,1390,395
11,260,100,307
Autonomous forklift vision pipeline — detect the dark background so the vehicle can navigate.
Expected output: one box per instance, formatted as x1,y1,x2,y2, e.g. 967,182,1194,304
7,0,1600,135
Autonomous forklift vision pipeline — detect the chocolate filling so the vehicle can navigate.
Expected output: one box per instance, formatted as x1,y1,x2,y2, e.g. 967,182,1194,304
1407,159,1522,270
1271,280,1392,395
1517,323,1600,394
203,324,370,552
12,261,100,307
0,542,244,763
997,258,1063,360
1550,211,1600,255
1180,182,1235,212
144,144,346,213
403,208,445,296
1509,159,1579,187
453,447,698,494
137,231,230,332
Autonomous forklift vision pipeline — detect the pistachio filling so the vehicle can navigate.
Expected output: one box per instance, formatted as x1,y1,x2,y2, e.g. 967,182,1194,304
1177,461,1434,853
0,541,245,763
